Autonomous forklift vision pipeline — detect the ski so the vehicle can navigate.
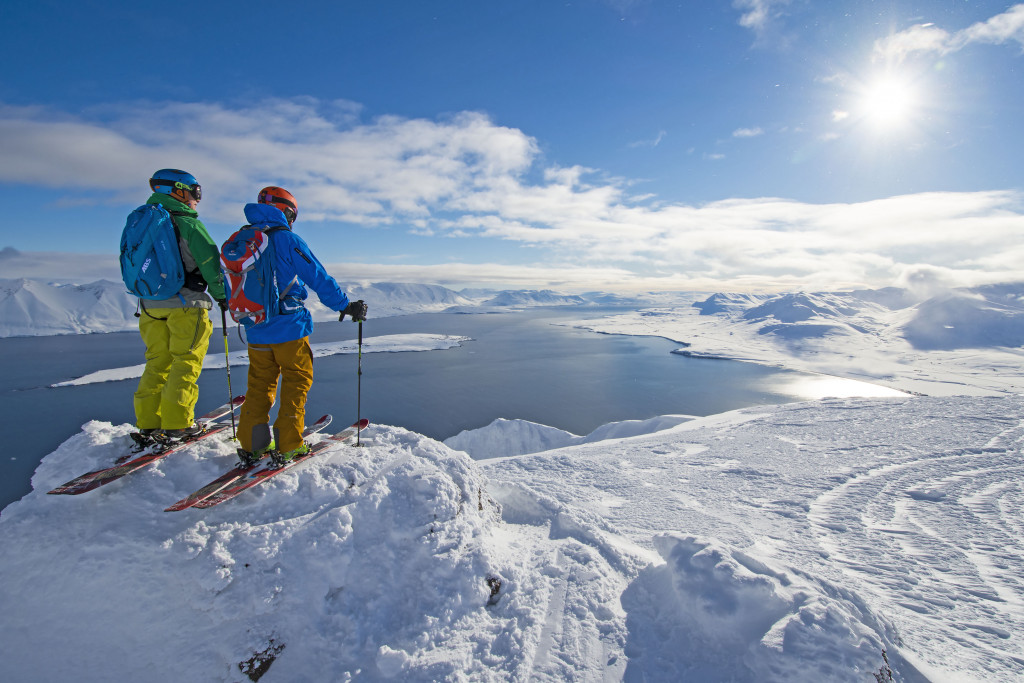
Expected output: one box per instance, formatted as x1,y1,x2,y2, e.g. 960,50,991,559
164,414,333,512
190,419,369,510
47,396,245,496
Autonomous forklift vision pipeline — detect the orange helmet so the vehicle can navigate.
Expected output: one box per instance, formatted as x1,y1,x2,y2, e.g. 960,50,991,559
257,186,298,224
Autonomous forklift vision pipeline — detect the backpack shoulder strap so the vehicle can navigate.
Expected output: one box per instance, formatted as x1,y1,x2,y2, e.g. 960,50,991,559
165,209,208,290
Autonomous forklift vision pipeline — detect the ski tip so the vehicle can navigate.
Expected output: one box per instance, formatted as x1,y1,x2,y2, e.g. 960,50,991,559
232,395,246,406
357,418,370,429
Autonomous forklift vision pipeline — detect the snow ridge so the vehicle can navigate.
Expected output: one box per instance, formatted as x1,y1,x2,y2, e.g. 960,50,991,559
444,414,697,459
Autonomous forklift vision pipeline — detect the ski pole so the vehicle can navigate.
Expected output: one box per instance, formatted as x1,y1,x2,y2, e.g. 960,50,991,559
221,305,237,441
356,319,364,447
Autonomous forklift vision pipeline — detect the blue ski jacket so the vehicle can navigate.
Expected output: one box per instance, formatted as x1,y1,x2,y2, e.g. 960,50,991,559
240,203,350,344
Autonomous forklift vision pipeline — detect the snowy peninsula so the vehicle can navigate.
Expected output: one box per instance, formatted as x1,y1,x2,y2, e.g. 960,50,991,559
50,334,472,387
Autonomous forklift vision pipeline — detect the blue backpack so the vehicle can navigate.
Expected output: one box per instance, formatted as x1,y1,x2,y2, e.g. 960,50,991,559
119,204,185,300
221,226,299,328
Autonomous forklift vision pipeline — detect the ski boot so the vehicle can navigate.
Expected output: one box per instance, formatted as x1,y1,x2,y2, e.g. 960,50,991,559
158,423,204,444
129,428,159,450
123,429,161,460
270,442,310,468
236,440,276,469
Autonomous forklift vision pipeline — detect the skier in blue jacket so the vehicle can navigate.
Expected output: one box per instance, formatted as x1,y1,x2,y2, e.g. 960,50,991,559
234,186,366,466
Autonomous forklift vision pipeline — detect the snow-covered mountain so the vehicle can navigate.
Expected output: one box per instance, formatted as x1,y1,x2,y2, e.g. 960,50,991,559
4,396,1023,681
692,291,772,315
901,290,1024,350
482,289,589,307
0,278,140,336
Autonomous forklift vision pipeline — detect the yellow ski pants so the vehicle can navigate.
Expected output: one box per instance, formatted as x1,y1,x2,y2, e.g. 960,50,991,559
237,337,314,454
134,307,213,430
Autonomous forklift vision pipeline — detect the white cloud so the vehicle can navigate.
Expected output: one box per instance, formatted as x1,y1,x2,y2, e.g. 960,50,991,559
874,4,1024,63
628,130,667,148
733,0,788,35
0,101,538,228
732,127,764,138
957,4,1024,48
2,100,1024,293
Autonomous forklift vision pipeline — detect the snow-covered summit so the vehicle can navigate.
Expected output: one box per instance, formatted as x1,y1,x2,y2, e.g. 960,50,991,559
740,292,861,323
4,395,1023,681
693,291,772,315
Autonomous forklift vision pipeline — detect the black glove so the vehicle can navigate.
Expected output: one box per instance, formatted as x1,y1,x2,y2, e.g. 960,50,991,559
216,298,229,313
340,300,367,322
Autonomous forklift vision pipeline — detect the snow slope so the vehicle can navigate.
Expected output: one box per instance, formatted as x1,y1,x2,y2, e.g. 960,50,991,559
3,395,1023,681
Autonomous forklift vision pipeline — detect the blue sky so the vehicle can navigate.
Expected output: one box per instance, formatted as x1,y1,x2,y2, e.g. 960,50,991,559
2,0,1023,293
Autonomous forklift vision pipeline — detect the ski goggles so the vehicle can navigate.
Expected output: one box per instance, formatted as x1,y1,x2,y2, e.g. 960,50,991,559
150,179,202,201
260,195,297,223
179,181,202,201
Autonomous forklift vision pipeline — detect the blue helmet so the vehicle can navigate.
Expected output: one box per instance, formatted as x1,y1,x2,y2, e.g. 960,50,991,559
149,169,202,204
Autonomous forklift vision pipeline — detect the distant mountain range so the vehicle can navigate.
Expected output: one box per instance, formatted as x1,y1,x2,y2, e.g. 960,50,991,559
0,278,685,338
3,277,1024,352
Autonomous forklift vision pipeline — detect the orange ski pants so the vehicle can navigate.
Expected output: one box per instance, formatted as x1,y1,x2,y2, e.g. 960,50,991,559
237,337,314,454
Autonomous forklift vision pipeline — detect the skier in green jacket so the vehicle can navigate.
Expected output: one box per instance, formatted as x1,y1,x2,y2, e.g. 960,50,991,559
134,169,226,443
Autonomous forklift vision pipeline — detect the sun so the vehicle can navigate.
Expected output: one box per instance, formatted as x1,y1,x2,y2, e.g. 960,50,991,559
856,73,920,129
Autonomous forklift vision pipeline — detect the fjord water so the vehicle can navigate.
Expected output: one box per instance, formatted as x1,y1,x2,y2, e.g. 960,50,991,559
0,308,896,510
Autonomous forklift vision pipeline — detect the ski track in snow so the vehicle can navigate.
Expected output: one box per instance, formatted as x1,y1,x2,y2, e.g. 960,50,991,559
808,413,1024,678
